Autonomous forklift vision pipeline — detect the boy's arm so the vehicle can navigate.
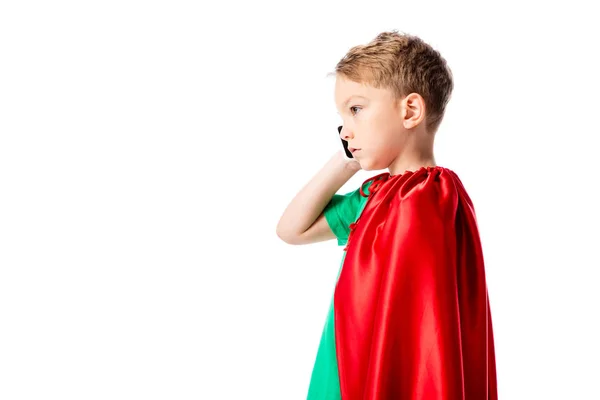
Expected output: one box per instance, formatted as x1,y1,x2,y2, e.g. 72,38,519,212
276,150,360,245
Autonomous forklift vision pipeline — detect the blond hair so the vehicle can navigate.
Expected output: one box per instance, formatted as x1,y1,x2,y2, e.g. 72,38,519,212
330,30,453,134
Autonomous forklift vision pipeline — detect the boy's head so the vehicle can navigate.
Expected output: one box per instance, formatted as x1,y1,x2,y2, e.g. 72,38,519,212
331,31,453,172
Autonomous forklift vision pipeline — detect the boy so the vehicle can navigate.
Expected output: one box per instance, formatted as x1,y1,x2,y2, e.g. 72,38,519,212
276,30,497,399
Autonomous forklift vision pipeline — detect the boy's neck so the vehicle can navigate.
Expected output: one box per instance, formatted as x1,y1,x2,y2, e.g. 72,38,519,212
387,127,437,176
388,160,437,176
387,149,437,176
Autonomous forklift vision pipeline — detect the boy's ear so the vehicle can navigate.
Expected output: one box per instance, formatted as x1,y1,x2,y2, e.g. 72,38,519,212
401,93,426,129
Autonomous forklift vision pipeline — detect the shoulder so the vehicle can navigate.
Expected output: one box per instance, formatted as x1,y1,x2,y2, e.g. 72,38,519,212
390,166,466,216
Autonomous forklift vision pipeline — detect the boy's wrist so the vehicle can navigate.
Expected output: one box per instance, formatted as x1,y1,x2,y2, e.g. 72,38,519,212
343,159,361,173
334,150,361,173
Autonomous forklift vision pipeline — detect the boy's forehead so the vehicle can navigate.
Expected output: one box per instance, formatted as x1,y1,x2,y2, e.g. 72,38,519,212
334,77,387,109
335,79,370,105
335,77,367,95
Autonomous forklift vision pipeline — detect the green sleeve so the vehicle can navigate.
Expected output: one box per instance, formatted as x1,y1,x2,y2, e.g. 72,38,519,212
323,181,372,247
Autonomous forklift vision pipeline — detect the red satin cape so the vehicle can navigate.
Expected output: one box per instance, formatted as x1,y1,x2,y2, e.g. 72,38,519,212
334,166,497,399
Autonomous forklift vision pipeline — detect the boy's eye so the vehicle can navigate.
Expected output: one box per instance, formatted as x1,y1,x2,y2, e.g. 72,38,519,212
350,106,362,115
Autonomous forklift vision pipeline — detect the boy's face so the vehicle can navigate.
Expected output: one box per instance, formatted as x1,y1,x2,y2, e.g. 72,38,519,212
334,75,408,171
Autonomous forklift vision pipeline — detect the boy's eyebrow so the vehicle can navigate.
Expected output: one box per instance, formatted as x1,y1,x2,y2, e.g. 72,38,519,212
341,95,368,109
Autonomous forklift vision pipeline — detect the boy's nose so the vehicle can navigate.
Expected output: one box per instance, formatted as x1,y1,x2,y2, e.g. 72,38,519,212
338,125,353,140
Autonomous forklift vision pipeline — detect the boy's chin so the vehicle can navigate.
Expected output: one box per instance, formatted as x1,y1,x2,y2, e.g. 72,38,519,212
357,158,382,172
357,159,371,170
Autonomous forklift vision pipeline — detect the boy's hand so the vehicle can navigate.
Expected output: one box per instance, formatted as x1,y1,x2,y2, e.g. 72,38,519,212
276,149,362,245
337,149,362,172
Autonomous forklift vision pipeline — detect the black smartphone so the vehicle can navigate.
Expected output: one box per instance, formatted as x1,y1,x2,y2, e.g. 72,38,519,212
338,125,354,159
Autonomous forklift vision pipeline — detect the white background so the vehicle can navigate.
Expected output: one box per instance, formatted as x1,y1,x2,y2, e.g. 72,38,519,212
1,1,599,399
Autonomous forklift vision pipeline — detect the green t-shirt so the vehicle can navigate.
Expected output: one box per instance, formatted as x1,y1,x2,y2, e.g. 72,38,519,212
323,180,374,247
306,180,373,399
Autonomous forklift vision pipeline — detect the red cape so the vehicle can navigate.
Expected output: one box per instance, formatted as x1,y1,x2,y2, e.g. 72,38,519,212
334,166,497,399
